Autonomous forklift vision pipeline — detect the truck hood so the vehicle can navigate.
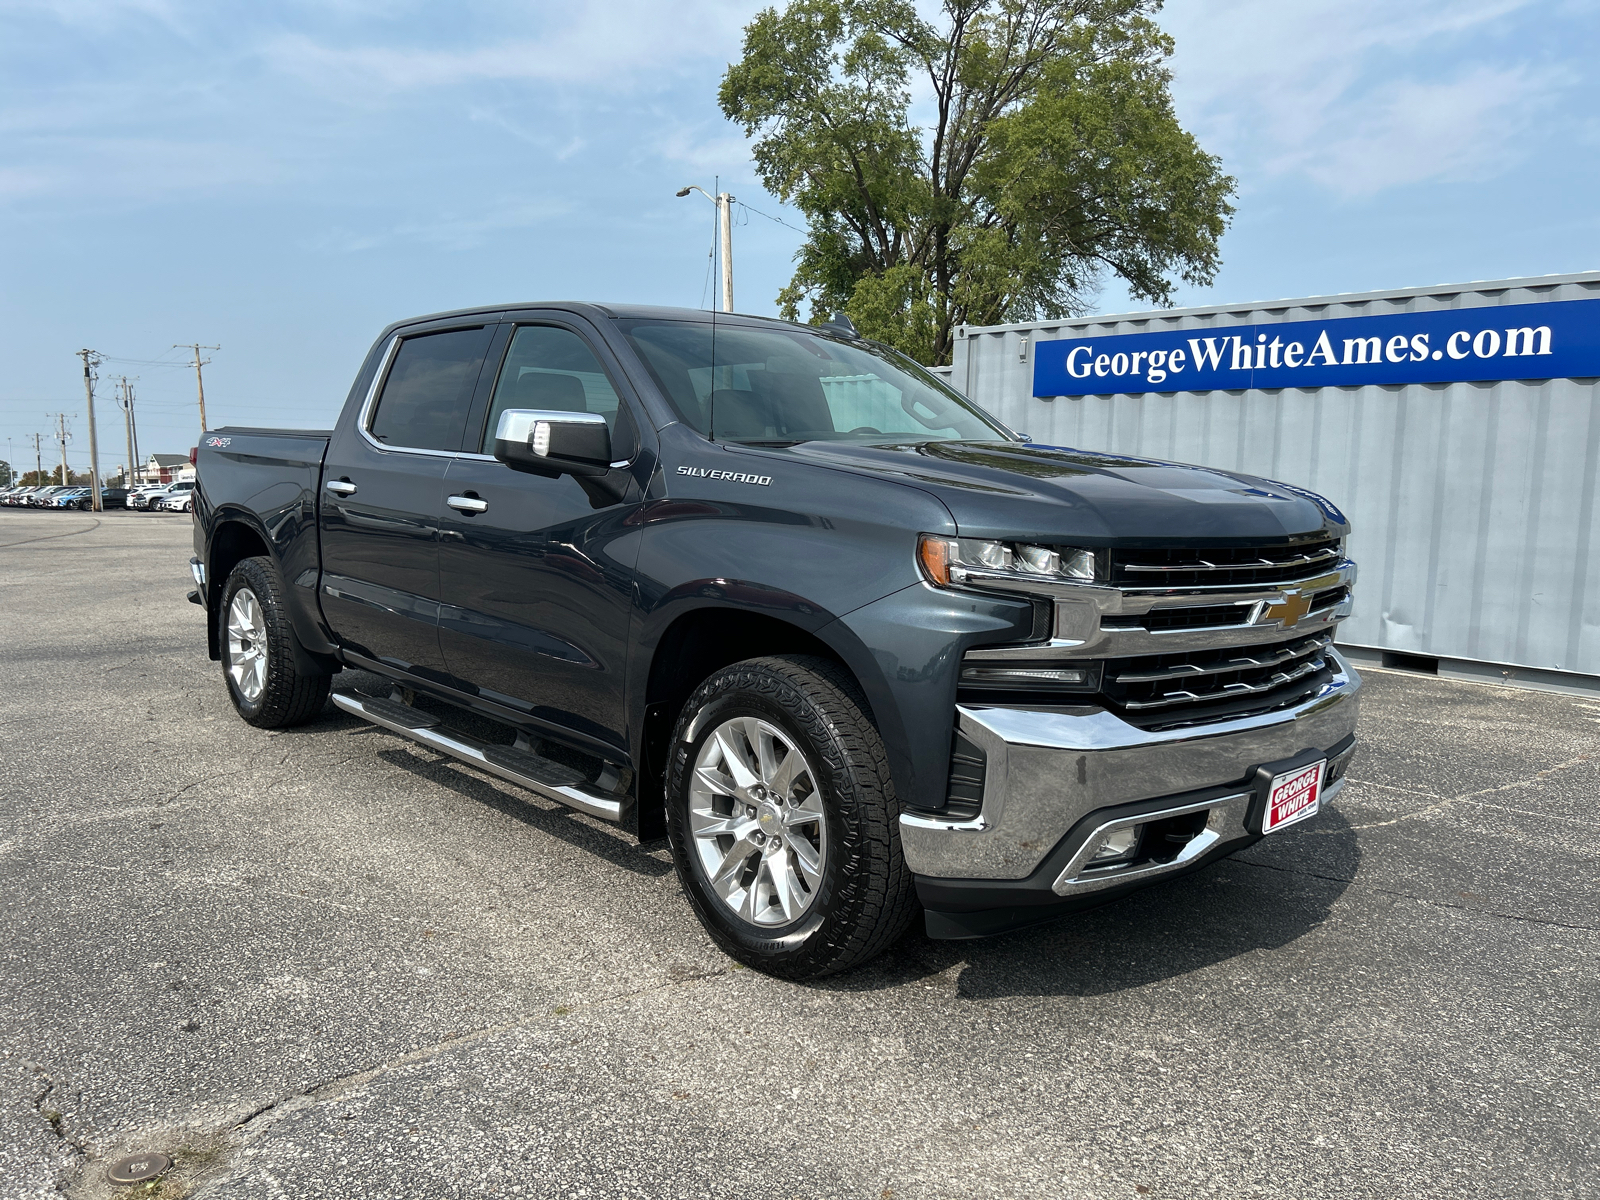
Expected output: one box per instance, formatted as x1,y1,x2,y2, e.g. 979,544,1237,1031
770,440,1347,544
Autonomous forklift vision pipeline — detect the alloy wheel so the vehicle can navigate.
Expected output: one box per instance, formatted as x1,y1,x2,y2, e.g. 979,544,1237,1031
688,716,827,926
226,587,269,702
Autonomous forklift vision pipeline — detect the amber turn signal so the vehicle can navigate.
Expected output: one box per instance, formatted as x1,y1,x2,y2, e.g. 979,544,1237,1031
917,534,953,586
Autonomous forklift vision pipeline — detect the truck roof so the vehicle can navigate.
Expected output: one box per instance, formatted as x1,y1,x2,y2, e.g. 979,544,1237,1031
382,302,809,338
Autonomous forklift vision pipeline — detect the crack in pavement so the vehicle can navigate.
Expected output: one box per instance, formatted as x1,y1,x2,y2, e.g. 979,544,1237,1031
41,968,731,1195
1236,859,1597,932
0,520,101,550
30,1065,89,1166
1343,752,1596,831
201,967,733,1176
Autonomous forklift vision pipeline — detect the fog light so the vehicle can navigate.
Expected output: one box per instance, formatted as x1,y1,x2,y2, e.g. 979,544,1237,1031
1089,826,1141,864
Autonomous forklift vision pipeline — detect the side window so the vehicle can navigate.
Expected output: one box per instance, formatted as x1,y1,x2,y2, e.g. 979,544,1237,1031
368,326,492,452
482,325,625,453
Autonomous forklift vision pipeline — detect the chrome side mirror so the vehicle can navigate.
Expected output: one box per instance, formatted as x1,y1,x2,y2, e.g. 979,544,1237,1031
493,409,612,477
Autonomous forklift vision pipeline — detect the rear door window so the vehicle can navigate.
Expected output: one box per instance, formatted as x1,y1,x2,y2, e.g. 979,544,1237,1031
368,326,493,452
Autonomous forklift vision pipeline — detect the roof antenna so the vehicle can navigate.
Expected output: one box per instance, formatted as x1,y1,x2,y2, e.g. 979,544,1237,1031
821,312,857,337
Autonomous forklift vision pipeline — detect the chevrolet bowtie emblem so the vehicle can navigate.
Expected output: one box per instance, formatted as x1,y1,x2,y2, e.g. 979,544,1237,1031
1257,590,1313,627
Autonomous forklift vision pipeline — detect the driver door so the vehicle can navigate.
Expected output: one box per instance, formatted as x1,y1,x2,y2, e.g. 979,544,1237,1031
436,320,645,757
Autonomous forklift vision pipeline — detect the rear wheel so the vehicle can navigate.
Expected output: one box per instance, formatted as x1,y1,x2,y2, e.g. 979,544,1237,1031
220,556,331,728
666,655,917,979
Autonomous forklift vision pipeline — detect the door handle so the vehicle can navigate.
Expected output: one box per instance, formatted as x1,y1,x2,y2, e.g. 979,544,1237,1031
446,494,488,514
325,479,357,496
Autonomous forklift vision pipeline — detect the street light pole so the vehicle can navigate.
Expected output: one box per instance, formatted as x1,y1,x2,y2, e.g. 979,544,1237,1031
676,184,736,313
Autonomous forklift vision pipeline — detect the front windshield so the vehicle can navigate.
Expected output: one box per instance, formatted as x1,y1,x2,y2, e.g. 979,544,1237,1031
617,319,1009,445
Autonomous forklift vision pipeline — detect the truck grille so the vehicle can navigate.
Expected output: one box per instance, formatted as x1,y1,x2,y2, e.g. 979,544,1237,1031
1100,633,1334,727
1110,536,1342,589
1103,602,1253,632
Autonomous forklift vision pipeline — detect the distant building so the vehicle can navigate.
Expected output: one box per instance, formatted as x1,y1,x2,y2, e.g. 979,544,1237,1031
140,453,191,484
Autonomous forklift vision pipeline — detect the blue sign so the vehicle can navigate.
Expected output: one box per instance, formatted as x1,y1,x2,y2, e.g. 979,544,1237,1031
1033,298,1600,396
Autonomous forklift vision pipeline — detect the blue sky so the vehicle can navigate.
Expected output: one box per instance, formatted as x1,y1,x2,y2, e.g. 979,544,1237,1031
2,0,1596,476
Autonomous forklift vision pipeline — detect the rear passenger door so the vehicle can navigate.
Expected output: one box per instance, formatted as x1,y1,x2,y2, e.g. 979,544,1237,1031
319,321,495,680
436,319,645,757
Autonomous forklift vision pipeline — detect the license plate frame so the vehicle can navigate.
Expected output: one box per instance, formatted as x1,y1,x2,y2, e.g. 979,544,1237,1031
1262,759,1325,834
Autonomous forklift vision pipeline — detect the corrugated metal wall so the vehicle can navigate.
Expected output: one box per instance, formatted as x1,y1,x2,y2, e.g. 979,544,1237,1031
951,271,1600,678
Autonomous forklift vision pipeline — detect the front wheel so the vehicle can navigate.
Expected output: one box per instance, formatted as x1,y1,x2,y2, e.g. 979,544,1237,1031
666,655,917,979
219,556,331,728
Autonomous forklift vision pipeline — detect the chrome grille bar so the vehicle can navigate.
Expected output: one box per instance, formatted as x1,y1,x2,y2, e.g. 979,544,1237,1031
1122,654,1328,711
1122,547,1341,574
1112,634,1331,684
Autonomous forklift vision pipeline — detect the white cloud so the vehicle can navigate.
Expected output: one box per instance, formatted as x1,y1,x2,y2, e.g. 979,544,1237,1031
257,1,751,99
1162,0,1570,197
1291,65,1566,196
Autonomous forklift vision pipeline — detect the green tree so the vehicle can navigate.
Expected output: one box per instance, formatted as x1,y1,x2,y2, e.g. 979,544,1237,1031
720,0,1235,364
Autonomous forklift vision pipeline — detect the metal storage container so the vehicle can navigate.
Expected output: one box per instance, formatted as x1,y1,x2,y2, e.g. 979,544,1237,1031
949,271,1600,688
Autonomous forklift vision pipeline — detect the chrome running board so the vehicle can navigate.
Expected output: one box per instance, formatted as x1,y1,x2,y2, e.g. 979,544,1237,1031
330,690,624,822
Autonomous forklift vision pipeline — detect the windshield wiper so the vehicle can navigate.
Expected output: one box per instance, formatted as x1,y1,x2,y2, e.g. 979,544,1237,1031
730,438,804,448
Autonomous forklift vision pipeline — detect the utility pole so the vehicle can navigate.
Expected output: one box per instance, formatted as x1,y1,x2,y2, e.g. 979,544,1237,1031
675,184,736,312
52,414,71,487
77,349,104,511
117,377,139,487
176,343,220,434
33,432,43,484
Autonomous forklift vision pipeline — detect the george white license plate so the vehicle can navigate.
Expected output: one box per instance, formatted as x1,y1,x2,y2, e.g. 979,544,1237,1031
1263,760,1325,833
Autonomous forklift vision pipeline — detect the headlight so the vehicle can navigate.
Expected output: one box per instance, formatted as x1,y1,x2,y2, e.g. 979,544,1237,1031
918,534,1096,589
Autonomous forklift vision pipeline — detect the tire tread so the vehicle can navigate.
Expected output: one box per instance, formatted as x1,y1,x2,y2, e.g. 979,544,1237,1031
221,556,332,729
667,654,918,978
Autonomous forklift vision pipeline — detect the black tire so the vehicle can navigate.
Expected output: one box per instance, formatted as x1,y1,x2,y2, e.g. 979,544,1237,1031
219,556,332,728
666,655,917,979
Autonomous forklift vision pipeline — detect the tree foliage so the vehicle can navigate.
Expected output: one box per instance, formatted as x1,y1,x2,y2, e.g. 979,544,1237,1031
720,0,1235,364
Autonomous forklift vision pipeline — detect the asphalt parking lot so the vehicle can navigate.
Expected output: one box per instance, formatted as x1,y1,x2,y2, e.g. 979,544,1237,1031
0,510,1594,1200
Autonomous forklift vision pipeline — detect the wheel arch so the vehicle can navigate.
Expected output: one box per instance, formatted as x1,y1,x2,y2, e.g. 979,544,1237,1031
631,604,902,841
206,517,273,660
205,513,336,677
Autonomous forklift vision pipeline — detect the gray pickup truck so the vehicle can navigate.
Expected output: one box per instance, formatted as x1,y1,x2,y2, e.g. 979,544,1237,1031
191,303,1360,977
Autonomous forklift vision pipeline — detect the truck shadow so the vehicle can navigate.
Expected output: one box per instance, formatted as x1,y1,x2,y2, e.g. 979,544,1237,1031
831,807,1362,999
371,745,675,880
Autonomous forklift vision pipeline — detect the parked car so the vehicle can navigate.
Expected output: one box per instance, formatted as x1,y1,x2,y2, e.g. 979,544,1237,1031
60,487,129,510
157,491,193,512
193,302,1360,978
28,487,70,507
4,486,43,506
137,481,195,511
128,484,175,509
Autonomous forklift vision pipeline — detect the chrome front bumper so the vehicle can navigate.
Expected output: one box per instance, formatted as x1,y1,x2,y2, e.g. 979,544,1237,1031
900,647,1362,882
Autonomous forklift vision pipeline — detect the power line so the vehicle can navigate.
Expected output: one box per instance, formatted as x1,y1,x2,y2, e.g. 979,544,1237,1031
737,200,808,236
99,355,191,368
